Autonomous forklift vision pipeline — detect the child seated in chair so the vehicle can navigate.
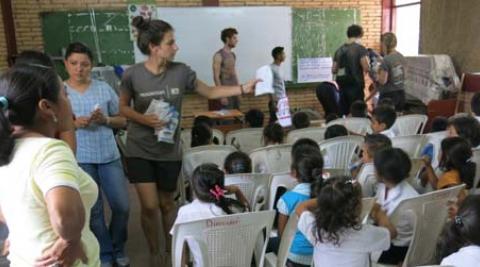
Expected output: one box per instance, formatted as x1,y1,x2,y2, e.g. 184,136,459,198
350,100,369,118
322,125,349,168
447,115,480,148
190,123,213,148
171,164,249,266
224,151,252,174
296,176,396,267
263,122,284,146
350,133,392,197
292,111,311,130
245,108,265,128
273,148,324,267
371,105,397,138
373,148,419,265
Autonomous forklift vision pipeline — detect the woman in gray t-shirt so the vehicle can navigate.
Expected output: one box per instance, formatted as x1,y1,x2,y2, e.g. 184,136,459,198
119,16,257,264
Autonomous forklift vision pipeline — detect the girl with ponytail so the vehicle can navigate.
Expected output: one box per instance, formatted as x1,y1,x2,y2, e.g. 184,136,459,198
273,147,324,267
170,163,248,265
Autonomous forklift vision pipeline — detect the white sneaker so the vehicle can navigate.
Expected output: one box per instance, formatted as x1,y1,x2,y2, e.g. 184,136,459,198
115,256,130,267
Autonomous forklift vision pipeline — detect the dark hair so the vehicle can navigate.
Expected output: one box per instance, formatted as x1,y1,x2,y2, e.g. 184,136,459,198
313,175,362,245
0,64,61,166
224,151,252,174
439,137,475,189
193,115,214,127
15,50,54,67
271,46,284,60
364,134,392,158
221,28,238,43
347,24,364,38
374,147,411,184
65,42,93,62
471,92,480,116
372,105,397,129
291,149,324,198
448,116,480,147
245,109,264,128
377,97,395,109
191,163,245,214
291,138,320,157
292,112,310,129
325,113,339,124
350,100,368,118
263,123,284,145
431,116,448,132
437,195,480,261
191,123,212,147
381,32,397,54
132,16,174,55
324,125,348,140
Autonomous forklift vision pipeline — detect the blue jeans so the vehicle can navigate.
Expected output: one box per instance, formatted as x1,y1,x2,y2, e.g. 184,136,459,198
79,159,130,264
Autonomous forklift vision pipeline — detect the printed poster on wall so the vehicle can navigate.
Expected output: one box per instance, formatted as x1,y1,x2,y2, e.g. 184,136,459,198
128,4,157,41
297,57,333,83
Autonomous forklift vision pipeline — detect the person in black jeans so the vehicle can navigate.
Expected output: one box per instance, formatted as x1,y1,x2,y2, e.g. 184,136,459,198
332,24,369,115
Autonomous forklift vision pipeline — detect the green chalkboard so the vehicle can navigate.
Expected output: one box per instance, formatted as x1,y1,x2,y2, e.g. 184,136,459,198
41,10,134,78
292,8,360,82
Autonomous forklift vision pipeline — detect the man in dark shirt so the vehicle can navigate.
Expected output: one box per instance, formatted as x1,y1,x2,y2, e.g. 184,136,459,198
333,24,369,115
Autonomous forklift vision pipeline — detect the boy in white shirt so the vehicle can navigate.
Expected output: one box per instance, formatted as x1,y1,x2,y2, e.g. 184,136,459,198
373,147,419,265
371,105,398,138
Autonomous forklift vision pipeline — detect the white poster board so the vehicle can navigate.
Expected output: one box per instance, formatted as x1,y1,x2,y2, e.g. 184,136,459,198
297,57,333,83
134,7,292,84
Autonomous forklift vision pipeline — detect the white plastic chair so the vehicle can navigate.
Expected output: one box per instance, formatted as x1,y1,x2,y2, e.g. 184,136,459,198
424,131,447,169
265,215,299,267
318,135,364,171
361,197,375,223
377,184,466,267
268,172,299,210
356,163,377,197
286,127,327,144
392,114,428,136
391,135,428,158
225,173,271,211
180,128,225,151
171,210,275,267
250,144,293,174
180,145,236,203
225,128,264,153
326,117,372,135
406,158,425,193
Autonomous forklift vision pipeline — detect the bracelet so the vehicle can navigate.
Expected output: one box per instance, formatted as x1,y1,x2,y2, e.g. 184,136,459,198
240,84,245,95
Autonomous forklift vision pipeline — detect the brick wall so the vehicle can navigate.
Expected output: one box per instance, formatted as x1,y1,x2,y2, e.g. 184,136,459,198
3,0,381,127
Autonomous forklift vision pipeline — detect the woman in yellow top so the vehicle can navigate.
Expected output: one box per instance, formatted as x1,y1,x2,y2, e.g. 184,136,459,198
0,62,99,266
422,136,475,190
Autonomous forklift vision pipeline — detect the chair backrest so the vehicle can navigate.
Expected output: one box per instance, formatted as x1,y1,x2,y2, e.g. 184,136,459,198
250,144,293,174
356,163,377,197
225,128,264,153
360,197,375,223
326,117,372,135
406,158,425,193
391,135,428,158
182,145,236,180
318,135,364,170
425,131,447,169
268,172,299,210
393,114,428,136
389,185,466,267
171,210,275,267
224,173,271,211
180,128,225,151
286,127,327,144
470,148,480,194
275,214,299,267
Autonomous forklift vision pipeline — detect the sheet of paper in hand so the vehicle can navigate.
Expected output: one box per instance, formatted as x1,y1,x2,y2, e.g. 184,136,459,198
276,97,292,127
255,65,274,96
